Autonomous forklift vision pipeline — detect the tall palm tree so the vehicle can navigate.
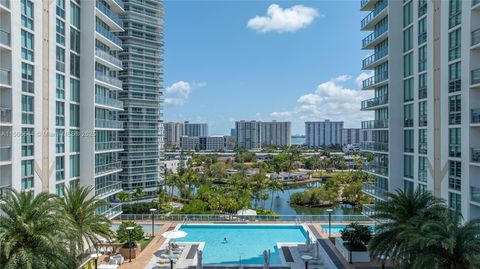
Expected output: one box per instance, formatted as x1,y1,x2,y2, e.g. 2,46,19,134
368,188,446,268
269,178,284,210
403,210,480,269
0,190,75,269
59,186,112,262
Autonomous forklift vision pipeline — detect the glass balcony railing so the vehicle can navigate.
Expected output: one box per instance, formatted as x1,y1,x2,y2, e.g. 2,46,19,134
362,48,388,68
361,204,376,216
95,49,123,67
361,0,388,29
95,182,122,198
0,30,10,47
95,162,121,175
0,0,9,9
471,186,480,204
95,141,123,151
96,1,123,27
0,68,11,86
0,146,11,162
472,148,480,163
95,71,123,88
112,0,124,9
363,162,389,177
361,95,388,110
95,95,123,109
472,29,480,47
362,71,388,89
361,119,388,129
0,106,11,124
95,119,123,129
472,109,480,124
0,184,11,197
472,69,480,85
362,23,388,48
101,204,122,219
362,181,388,200
95,24,122,47
361,141,388,152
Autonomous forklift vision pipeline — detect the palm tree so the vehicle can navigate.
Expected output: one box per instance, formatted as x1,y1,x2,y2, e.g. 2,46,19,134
59,186,112,262
269,178,284,210
368,188,446,268
116,191,131,202
402,210,480,269
0,190,76,269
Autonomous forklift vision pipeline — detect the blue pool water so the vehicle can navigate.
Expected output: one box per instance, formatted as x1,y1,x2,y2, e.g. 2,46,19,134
176,225,307,264
110,223,163,233
321,225,375,235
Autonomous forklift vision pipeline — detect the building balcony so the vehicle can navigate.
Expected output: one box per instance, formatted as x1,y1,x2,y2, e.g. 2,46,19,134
404,119,414,128
100,204,122,220
361,95,388,111
472,148,480,163
95,71,122,89
0,30,10,48
360,0,378,11
0,106,11,124
362,23,388,49
0,68,11,86
95,95,124,110
95,119,123,129
105,0,124,12
362,48,388,70
361,119,388,129
361,204,376,216
361,141,388,152
361,0,388,30
363,163,389,177
471,186,480,204
362,71,388,90
472,69,480,86
95,1,123,31
95,24,122,49
472,29,480,49
0,0,9,9
95,141,123,152
0,184,11,197
472,109,480,124
95,182,123,199
362,181,387,200
95,162,122,176
0,146,11,164
473,0,480,11
95,49,123,70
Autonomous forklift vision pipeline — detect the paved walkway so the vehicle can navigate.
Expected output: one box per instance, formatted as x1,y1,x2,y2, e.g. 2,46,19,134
119,222,175,269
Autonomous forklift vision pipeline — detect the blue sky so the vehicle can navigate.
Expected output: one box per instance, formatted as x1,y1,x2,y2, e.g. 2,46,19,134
163,0,373,135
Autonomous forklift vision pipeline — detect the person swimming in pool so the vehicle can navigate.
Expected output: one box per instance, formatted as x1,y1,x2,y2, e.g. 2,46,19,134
222,237,228,244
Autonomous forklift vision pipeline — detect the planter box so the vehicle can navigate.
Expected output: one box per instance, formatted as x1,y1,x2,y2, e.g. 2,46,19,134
334,237,370,263
119,245,142,260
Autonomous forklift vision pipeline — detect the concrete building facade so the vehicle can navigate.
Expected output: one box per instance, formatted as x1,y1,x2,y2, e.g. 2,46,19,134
305,120,344,148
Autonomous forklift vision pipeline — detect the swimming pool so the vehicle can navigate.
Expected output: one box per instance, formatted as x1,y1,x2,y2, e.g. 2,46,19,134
320,224,375,235
176,225,307,264
110,223,163,233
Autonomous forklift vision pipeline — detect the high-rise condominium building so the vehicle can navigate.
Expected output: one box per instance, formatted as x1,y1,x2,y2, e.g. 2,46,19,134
341,128,373,145
0,0,163,218
118,0,164,199
260,121,292,147
235,121,262,149
183,121,208,137
360,0,480,220
305,120,344,148
163,121,208,148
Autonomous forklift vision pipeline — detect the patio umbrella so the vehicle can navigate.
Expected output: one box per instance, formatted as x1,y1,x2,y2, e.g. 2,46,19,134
162,230,188,240
197,250,203,269
313,241,320,259
306,230,311,248
263,250,269,269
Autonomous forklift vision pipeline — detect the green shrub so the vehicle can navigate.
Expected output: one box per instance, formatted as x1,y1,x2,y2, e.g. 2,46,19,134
340,222,372,251
121,202,159,214
116,221,144,248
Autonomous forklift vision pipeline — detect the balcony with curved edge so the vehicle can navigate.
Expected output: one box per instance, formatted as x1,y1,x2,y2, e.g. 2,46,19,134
361,0,388,31
95,182,123,199
95,49,123,70
95,24,122,51
95,141,124,152
472,109,480,125
362,182,387,200
95,71,123,90
362,23,388,49
0,146,11,164
361,119,388,129
362,71,388,90
473,28,480,49
95,1,123,31
361,94,388,111
95,162,122,177
0,30,10,49
362,48,388,70
360,141,389,152
0,106,11,125
95,119,124,129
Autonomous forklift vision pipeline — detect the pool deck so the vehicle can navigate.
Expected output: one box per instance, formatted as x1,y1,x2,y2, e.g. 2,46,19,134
109,221,390,269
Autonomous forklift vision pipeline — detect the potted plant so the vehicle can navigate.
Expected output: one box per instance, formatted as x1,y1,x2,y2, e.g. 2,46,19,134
116,221,144,259
334,222,373,262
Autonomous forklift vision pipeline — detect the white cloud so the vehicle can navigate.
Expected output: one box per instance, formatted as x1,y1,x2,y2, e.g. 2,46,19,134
247,4,320,33
354,71,373,88
270,75,373,128
164,81,206,105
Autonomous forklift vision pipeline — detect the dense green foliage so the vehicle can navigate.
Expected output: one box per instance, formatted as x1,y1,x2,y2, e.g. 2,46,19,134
121,202,160,214
340,222,372,251
116,221,145,248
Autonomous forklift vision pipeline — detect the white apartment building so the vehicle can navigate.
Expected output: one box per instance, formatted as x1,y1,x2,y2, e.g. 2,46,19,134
305,120,344,148
183,121,208,137
180,135,228,151
235,120,262,149
163,121,208,148
360,0,480,220
0,0,163,218
260,121,291,147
